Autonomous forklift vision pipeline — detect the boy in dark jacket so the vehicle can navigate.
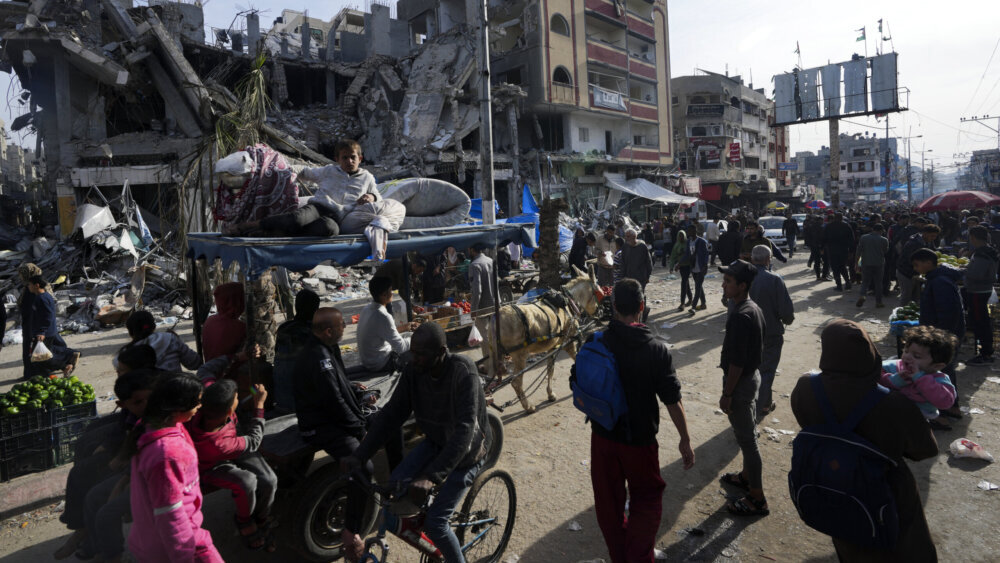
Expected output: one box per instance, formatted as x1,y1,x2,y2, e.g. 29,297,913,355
187,380,276,551
912,247,965,419
573,278,694,563
964,225,999,365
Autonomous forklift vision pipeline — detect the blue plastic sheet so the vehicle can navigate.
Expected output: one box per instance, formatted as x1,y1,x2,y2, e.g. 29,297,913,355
469,199,501,220
187,223,536,279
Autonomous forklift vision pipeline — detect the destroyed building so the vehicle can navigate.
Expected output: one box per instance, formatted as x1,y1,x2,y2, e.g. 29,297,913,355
0,0,675,241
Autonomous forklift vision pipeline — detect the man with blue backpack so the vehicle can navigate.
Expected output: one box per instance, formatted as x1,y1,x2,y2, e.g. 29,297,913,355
570,278,694,563
790,319,938,561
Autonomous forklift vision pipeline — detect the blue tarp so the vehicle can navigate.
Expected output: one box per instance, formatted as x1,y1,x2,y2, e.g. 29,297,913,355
187,224,537,279
469,199,501,220
872,182,910,193
521,185,540,214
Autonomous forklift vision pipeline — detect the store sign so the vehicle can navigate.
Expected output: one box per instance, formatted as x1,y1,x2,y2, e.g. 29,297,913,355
778,162,798,171
728,142,741,163
706,149,721,164
592,85,627,111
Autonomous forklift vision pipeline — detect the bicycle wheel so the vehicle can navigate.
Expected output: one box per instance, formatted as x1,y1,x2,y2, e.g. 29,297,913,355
456,469,517,563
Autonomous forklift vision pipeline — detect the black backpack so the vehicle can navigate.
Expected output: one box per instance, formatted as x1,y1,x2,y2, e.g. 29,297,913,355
788,375,900,549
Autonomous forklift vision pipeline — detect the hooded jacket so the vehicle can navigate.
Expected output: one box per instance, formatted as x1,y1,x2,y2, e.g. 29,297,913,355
576,320,682,446
791,320,938,563
201,282,247,361
897,233,932,277
964,244,999,294
129,423,222,563
186,410,265,473
293,333,366,437
130,332,203,373
920,265,965,338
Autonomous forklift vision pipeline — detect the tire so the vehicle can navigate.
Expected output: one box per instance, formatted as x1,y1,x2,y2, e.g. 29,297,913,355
483,410,504,470
499,285,514,304
291,462,377,562
456,469,517,563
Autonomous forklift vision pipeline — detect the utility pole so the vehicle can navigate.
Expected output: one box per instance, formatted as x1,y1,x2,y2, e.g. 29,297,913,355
474,0,496,225
829,119,840,208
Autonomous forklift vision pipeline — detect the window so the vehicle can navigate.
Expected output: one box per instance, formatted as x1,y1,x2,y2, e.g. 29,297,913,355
579,127,590,142
690,126,707,137
731,96,741,108
690,95,706,104
550,14,570,36
711,125,722,136
671,96,678,105
552,66,572,85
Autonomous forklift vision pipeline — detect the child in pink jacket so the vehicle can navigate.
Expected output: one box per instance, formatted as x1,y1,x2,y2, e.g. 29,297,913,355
880,326,958,430
127,372,223,563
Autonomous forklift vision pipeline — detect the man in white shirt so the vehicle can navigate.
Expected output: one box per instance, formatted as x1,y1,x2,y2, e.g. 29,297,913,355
357,276,417,372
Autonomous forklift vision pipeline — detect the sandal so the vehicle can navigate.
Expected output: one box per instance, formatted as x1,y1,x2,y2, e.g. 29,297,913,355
727,495,769,516
720,472,750,492
760,402,777,416
236,518,265,551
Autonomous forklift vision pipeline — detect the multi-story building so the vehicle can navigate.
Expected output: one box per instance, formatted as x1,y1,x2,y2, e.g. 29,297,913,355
480,0,674,210
831,133,900,201
670,71,787,204
968,149,1000,194
791,150,826,189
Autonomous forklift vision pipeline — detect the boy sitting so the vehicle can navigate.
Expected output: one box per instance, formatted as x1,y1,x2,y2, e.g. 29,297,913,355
227,140,405,258
880,326,958,430
187,380,277,551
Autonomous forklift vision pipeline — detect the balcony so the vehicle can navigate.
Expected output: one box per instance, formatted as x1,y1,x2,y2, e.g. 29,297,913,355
628,57,657,80
587,39,628,70
687,104,725,117
585,0,627,25
630,99,658,122
550,83,575,105
626,13,655,40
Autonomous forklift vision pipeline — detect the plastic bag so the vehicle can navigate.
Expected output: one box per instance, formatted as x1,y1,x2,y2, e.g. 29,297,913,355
467,325,483,347
990,288,999,306
949,438,995,462
30,340,53,363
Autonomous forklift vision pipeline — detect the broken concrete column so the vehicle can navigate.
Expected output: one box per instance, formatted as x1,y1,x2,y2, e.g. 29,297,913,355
231,32,243,54
368,4,391,56
280,36,288,58
301,21,311,61
326,70,337,106
246,12,260,57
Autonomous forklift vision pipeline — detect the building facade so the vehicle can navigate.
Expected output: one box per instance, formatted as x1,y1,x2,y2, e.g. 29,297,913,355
670,71,788,205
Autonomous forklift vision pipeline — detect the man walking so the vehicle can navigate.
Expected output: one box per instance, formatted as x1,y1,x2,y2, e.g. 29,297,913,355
620,229,653,321
748,246,794,417
717,260,769,516
782,211,799,258
706,217,721,265
577,278,694,563
855,223,890,308
468,243,495,358
823,213,855,292
965,225,998,366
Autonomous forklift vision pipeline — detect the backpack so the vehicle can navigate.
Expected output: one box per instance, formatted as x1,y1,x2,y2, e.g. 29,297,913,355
788,375,900,549
570,331,627,432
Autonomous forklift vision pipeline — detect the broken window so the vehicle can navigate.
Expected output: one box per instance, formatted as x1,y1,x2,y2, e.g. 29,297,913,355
550,14,570,37
553,66,573,85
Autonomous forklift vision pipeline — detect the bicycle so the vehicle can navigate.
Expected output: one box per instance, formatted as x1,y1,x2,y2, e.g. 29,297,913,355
356,470,517,563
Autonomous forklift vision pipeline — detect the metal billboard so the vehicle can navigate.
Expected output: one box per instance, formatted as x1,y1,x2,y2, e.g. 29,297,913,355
771,53,904,126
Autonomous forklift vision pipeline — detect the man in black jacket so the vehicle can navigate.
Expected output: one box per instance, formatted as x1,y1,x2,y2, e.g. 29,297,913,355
896,224,940,305
346,322,488,563
294,308,402,559
574,278,694,563
716,219,743,266
822,213,856,291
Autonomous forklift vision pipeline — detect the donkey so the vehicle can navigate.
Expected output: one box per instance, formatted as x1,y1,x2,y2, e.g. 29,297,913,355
487,266,603,413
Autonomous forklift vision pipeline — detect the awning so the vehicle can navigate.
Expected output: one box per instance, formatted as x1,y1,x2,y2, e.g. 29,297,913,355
603,174,698,205
187,223,536,279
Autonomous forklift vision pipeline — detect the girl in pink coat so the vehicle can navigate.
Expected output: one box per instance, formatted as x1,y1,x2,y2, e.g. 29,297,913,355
126,373,223,563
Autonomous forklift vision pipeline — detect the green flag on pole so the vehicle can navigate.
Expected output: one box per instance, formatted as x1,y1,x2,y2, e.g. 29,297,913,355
856,26,866,41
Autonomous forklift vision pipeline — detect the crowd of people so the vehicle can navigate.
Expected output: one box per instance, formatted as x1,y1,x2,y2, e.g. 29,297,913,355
15,196,997,563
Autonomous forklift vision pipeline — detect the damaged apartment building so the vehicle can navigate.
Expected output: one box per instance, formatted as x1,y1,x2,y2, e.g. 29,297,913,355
0,0,674,238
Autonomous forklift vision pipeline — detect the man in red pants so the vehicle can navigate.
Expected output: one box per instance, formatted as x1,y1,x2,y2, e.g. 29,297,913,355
574,278,695,562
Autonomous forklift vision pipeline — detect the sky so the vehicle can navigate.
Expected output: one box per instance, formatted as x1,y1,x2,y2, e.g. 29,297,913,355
4,0,1000,177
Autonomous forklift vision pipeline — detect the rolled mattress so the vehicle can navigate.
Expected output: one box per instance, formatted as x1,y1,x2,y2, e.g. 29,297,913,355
380,178,471,229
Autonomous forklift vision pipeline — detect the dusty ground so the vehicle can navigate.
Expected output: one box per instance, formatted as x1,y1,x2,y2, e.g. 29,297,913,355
2,252,1000,562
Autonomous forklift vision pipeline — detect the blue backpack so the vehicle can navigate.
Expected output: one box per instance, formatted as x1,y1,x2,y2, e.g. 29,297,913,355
788,375,899,549
570,331,627,432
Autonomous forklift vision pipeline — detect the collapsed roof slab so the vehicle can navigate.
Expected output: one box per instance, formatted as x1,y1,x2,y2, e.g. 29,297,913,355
3,32,129,86
138,9,215,126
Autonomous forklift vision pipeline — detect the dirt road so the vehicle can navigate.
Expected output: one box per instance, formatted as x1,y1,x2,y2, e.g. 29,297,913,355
2,253,999,562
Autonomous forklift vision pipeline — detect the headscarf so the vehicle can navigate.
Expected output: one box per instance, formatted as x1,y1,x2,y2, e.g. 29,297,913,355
818,319,882,381
212,282,245,319
18,263,41,285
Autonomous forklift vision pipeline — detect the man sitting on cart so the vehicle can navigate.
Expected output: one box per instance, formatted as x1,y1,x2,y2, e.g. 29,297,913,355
343,322,490,563
357,276,418,372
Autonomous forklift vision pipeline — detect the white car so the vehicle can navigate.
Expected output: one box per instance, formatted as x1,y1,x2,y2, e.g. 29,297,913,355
758,216,788,250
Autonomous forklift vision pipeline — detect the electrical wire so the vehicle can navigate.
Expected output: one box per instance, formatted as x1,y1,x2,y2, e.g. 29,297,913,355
963,35,1000,115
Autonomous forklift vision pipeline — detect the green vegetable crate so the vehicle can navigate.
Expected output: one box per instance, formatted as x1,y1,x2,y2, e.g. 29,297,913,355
0,398,99,482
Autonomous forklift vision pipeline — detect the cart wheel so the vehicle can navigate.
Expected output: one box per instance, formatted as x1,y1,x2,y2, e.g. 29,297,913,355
522,279,536,293
483,409,504,470
456,469,517,563
499,285,514,304
291,462,377,562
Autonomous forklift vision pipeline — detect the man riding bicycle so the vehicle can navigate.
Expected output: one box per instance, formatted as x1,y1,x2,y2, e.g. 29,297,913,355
344,322,490,563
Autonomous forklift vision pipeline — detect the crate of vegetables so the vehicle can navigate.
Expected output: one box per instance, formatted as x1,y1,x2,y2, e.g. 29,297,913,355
0,375,97,438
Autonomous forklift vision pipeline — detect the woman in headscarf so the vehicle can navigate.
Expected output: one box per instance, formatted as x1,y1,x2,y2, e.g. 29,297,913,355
200,282,247,362
18,263,42,380
790,319,939,563
26,275,80,376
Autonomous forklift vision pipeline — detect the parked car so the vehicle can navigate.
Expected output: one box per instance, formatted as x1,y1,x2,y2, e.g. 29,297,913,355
792,214,807,230
758,216,788,250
